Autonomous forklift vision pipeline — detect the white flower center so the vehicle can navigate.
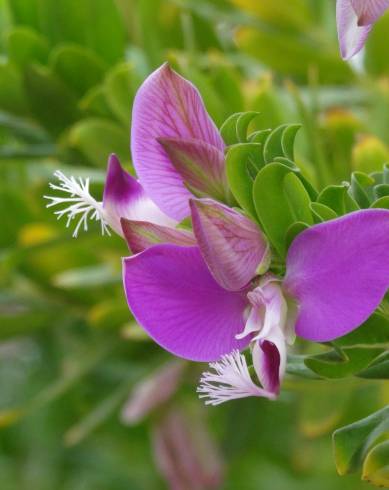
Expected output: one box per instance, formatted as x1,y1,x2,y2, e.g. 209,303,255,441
44,170,110,238
197,350,274,406
198,276,297,405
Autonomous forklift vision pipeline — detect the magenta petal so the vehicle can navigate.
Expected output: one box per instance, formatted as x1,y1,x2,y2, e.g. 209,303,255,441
351,0,389,25
121,218,196,254
123,244,250,361
131,63,224,221
190,199,270,291
285,209,389,342
103,154,175,235
337,0,372,59
158,138,228,202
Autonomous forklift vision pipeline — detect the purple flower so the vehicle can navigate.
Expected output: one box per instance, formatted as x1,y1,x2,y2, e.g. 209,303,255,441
131,63,227,221
190,198,270,291
102,154,176,236
123,209,389,403
337,0,389,59
45,63,389,405
44,155,176,239
45,64,229,246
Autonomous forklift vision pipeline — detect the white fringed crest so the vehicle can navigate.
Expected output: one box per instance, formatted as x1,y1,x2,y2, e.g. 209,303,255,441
44,171,110,237
197,350,273,406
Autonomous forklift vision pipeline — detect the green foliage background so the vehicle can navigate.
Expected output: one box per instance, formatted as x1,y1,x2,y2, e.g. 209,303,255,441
1,0,389,488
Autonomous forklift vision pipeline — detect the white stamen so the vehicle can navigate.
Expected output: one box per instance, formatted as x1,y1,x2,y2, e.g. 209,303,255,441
44,170,110,238
197,350,273,406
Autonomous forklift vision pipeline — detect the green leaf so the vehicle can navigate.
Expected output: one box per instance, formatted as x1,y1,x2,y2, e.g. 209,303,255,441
247,129,272,168
50,44,107,96
384,163,389,184
220,112,241,145
0,112,48,143
80,0,125,65
220,112,260,145
371,196,389,209
286,354,321,379
7,27,49,67
349,172,374,209
362,440,389,487
304,347,383,379
317,183,359,216
0,61,28,115
226,143,262,218
281,123,301,160
248,128,272,144
333,406,389,475
333,313,389,348
285,221,309,249
104,62,140,126
282,172,313,224
263,124,286,163
273,156,296,170
310,202,337,223
24,64,80,135
357,352,389,379
374,184,389,199
80,85,115,118
236,111,260,142
262,124,302,164
68,118,129,167
274,156,318,200
6,0,40,30
253,162,294,256
7,0,125,64
253,162,312,256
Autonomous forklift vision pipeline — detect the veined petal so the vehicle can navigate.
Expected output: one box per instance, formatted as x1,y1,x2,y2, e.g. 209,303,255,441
121,218,196,254
158,138,228,202
122,244,250,362
351,0,389,25
285,209,389,342
337,0,372,59
190,199,270,291
103,154,176,235
131,63,225,221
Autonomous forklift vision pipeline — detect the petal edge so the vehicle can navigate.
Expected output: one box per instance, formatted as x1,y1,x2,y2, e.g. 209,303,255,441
285,209,389,341
123,244,250,361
